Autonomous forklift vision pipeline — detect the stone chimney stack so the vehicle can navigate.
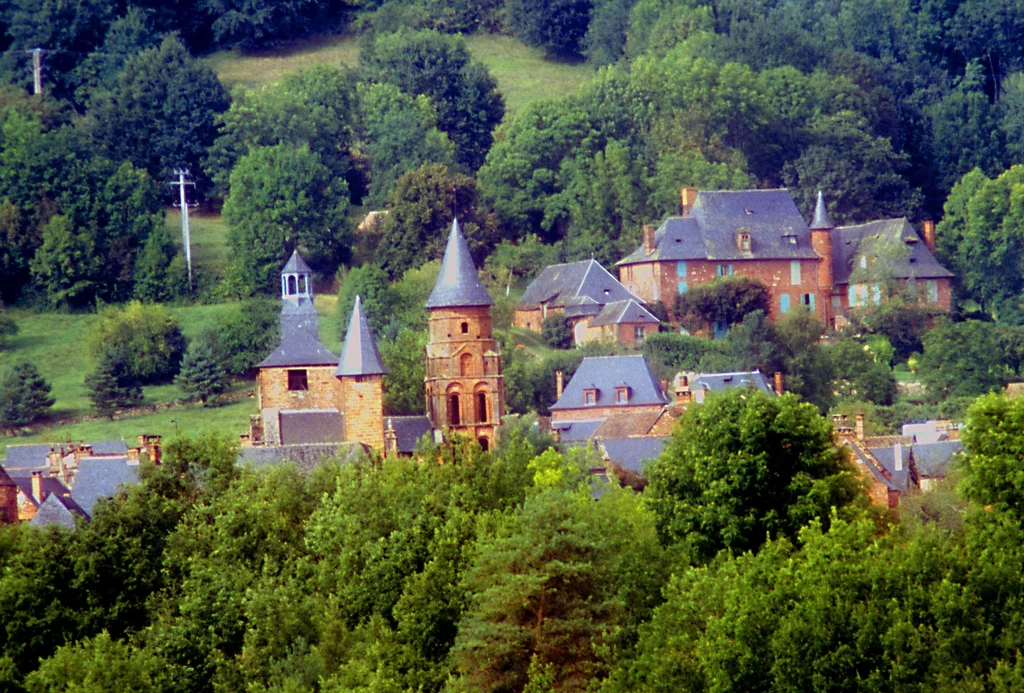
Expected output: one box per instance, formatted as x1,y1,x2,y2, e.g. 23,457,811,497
126,447,141,464
139,435,162,464
643,224,657,254
855,413,865,441
384,419,398,458
681,187,698,217
556,370,564,400
894,442,903,472
674,374,691,406
31,470,44,503
922,220,936,253
774,372,784,395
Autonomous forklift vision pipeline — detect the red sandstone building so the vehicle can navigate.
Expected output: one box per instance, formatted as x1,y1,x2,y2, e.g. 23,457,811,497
616,188,953,328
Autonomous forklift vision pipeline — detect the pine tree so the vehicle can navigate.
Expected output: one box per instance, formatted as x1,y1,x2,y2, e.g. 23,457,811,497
0,361,55,430
86,349,142,419
175,339,228,406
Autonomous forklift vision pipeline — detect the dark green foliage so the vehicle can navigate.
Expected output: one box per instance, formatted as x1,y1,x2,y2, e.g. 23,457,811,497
376,164,485,278
71,8,158,102
0,310,17,348
175,338,228,405
646,388,862,560
380,328,428,415
89,302,186,385
541,314,572,349
132,227,180,303
336,263,394,338
826,339,897,406
919,319,1006,401
216,299,280,375
0,361,55,430
640,331,729,377
675,276,771,327
584,0,635,65
85,347,142,417
361,29,504,171
87,36,229,194
224,144,351,295
29,214,98,310
507,0,594,56
25,631,169,692
849,299,932,362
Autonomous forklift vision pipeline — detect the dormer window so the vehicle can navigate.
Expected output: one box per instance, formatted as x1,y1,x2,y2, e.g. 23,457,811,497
737,229,751,252
782,234,797,245
615,387,630,404
584,388,598,406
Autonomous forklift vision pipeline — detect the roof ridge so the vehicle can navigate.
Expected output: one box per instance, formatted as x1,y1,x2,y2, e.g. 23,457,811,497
573,259,597,299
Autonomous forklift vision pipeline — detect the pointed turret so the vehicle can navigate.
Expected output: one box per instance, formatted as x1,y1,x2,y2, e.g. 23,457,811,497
809,190,833,230
336,296,387,376
426,218,493,308
279,250,317,338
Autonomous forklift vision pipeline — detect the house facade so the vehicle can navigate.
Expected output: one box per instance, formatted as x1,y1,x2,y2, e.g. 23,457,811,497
617,188,953,328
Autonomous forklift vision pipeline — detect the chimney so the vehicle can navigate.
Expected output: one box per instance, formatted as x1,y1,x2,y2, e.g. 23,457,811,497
556,370,564,400
773,372,784,395
643,224,656,253
126,447,141,464
139,435,162,464
681,187,698,217
894,442,903,472
922,220,936,253
31,471,44,503
660,379,669,398
384,419,398,458
551,426,561,443
855,413,865,441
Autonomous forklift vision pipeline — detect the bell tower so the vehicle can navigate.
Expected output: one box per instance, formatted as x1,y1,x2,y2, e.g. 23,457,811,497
424,219,504,450
279,250,318,338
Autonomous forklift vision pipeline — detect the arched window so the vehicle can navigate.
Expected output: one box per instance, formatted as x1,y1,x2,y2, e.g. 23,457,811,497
287,275,296,295
297,274,306,294
476,392,487,423
478,437,489,451
461,321,469,334
460,353,473,376
448,394,461,426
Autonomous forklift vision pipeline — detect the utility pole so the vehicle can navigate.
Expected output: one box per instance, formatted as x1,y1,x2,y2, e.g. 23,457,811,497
28,48,42,95
172,170,195,288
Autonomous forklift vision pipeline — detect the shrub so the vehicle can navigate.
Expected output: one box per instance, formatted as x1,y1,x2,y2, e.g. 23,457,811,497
89,301,186,384
541,314,573,349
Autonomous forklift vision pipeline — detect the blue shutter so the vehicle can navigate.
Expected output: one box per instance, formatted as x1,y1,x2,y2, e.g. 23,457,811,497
678,281,688,294
848,285,857,307
780,294,791,314
677,261,687,277
808,293,815,311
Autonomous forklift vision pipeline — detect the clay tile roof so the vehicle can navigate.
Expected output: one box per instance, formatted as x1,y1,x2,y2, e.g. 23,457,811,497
426,218,493,308
591,410,662,438
281,250,312,274
335,296,387,377
257,328,338,369
809,190,834,230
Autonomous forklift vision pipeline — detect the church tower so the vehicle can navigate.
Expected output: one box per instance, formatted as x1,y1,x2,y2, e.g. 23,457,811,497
424,219,504,450
336,296,387,450
279,250,318,338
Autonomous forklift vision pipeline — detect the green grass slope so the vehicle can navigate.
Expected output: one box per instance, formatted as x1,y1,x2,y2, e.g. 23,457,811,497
166,209,231,279
205,32,592,113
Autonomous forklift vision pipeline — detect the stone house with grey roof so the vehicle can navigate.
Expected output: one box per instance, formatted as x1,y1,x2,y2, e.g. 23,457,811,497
515,259,659,346
617,188,953,329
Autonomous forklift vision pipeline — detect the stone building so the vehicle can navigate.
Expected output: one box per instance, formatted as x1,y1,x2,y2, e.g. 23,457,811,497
424,219,504,451
617,188,953,328
514,259,659,345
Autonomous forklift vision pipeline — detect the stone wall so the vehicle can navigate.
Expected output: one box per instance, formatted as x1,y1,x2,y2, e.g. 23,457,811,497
551,403,665,424
341,375,384,450
258,366,341,410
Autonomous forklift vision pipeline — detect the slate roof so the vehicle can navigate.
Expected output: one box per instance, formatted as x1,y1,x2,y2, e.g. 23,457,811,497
809,190,833,230
590,299,659,327
30,493,82,529
239,442,367,471
426,218,493,308
0,466,14,489
867,444,913,492
831,218,954,285
336,296,387,377
517,259,638,311
70,457,138,517
618,189,819,265
2,445,55,472
88,440,129,456
600,437,669,473
552,419,606,443
281,249,312,274
279,409,346,446
257,327,338,369
911,440,963,478
551,355,670,411
386,415,434,454
691,370,775,395
844,439,903,492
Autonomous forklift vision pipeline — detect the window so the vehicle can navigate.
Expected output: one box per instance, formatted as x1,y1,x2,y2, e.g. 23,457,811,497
859,285,869,305
678,281,688,295
287,275,296,295
287,370,308,391
717,264,734,277
790,260,801,286
832,296,841,309
460,353,473,376
448,394,461,426
584,389,598,406
848,285,857,307
476,392,487,423
780,294,791,314
872,284,881,304
634,326,647,341
460,321,469,334
714,321,729,339
802,293,815,310
297,275,306,294
615,387,630,403
677,261,687,277
927,280,939,303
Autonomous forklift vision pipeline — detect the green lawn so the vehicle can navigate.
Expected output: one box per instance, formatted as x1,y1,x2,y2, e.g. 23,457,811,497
166,209,231,279
204,31,592,113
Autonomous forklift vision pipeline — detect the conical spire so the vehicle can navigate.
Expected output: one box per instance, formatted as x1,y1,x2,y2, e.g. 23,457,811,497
282,249,312,274
809,190,833,230
426,218,493,308
335,295,387,376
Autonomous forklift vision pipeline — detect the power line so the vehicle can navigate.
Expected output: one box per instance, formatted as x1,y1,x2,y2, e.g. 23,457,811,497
170,170,196,289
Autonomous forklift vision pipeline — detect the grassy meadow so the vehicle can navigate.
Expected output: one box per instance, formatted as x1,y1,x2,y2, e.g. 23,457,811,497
166,209,231,279
205,32,593,113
